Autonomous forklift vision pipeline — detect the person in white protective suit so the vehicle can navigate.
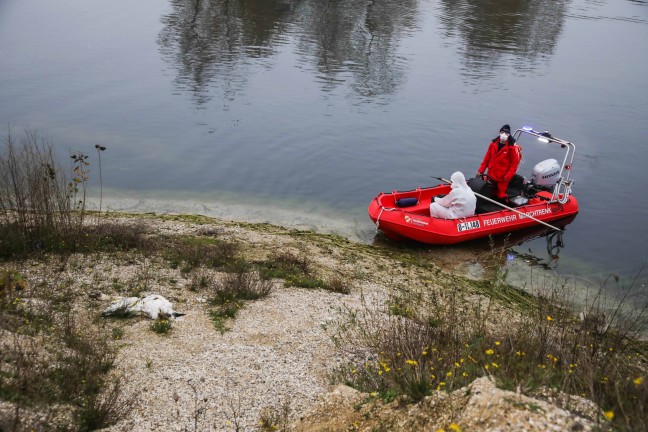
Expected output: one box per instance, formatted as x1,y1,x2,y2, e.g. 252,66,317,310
429,171,476,219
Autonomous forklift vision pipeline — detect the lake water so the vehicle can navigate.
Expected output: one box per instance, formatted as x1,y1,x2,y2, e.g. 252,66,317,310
1,0,647,299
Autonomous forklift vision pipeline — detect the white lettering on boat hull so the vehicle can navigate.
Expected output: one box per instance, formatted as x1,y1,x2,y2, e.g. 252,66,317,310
520,208,553,218
404,215,429,226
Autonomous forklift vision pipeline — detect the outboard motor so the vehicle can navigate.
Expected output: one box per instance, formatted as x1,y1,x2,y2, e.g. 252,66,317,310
529,159,561,192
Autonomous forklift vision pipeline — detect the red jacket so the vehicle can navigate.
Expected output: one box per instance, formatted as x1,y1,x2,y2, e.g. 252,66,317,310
478,138,521,182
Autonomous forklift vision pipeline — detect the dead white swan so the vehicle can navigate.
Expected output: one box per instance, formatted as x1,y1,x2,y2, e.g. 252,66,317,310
102,294,184,320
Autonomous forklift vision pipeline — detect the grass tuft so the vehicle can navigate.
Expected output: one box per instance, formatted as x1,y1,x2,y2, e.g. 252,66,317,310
151,318,173,334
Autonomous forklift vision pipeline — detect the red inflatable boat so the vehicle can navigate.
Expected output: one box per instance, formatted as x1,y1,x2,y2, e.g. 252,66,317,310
368,127,579,245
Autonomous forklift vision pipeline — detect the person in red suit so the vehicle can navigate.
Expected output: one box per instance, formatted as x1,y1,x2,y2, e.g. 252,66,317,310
476,124,521,202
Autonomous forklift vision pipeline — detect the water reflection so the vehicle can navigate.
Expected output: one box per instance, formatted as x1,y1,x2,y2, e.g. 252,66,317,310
293,0,418,99
158,0,293,107
437,0,570,87
158,0,419,106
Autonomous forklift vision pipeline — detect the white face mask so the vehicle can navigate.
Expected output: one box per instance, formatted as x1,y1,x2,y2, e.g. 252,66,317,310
500,133,509,141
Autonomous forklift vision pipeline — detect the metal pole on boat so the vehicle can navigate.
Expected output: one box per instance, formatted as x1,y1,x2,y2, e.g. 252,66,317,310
433,177,563,232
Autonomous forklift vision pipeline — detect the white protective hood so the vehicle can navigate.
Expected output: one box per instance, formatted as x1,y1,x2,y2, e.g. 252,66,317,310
431,171,477,219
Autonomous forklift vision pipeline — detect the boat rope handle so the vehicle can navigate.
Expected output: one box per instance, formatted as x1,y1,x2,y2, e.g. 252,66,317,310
376,207,385,230
375,206,398,231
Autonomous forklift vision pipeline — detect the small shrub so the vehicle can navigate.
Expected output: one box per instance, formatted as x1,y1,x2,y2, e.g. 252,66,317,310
388,298,414,318
286,275,326,289
210,269,273,305
324,276,351,295
209,302,244,334
259,251,311,280
161,237,242,273
111,327,125,340
79,222,150,252
258,251,335,291
151,318,173,334
188,270,213,292
207,267,272,333
259,401,292,432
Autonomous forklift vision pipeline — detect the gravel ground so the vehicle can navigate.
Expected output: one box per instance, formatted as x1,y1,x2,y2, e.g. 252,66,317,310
1,215,615,431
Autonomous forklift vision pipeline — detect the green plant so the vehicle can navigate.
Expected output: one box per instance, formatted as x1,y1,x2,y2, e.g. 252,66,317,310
111,327,125,340
210,269,272,305
161,236,242,273
286,274,326,289
151,318,173,334
259,401,292,431
258,251,309,278
324,276,351,294
209,301,244,334
188,270,212,292
258,251,332,290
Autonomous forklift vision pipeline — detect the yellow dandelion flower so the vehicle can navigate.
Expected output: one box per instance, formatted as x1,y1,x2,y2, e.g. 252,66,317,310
436,429,446,432
405,359,418,366
462,372,468,377
495,341,501,346
485,349,494,355
604,410,614,421
491,362,499,368
449,423,462,432
485,364,490,370
634,377,644,385
547,315,553,321
447,371,453,377
370,392,377,397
